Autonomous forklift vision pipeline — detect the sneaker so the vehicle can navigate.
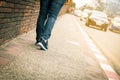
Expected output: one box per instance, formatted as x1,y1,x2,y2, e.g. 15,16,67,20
38,37,48,51
35,38,43,46
35,42,41,46
35,42,47,50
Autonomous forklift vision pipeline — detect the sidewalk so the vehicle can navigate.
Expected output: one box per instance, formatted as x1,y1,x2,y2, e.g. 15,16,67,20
0,14,107,80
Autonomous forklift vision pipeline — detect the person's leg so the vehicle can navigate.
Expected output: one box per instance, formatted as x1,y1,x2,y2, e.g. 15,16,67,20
41,0,66,40
36,0,50,43
40,0,66,50
38,0,66,50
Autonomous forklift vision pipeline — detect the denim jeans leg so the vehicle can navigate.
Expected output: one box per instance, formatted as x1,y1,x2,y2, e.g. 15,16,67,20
36,14,46,41
36,0,50,42
41,0,66,40
41,16,56,40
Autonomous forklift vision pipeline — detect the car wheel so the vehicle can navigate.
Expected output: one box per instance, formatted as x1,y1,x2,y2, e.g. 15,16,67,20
85,22,89,26
102,27,107,31
104,28,107,31
109,28,113,31
102,25,108,31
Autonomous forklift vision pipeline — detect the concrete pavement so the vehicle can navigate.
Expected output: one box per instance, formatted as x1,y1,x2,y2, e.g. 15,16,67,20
0,14,108,80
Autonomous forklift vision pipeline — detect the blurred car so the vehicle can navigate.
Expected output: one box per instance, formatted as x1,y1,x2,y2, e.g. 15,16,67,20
109,17,120,33
81,9,92,21
85,10,109,31
74,10,82,17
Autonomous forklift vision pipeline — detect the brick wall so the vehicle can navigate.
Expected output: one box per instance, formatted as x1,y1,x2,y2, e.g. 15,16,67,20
0,0,40,45
0,0,70,46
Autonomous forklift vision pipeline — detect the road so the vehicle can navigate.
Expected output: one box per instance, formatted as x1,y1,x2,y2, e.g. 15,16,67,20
77,18,120,76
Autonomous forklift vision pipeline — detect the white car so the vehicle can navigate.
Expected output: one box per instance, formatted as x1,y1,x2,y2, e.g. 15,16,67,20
74,10,82,17
81,9,92,21
109,17,120,33
86,10,109,31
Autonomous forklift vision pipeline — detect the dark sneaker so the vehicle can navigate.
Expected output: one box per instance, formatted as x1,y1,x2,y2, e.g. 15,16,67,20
35,42,41,46
35,42,48,50
35,41,41,46
39,38,48,51
35,38,43,46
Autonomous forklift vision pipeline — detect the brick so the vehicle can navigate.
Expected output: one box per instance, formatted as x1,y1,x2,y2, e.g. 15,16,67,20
0,1,5,7
0,13,5,18
0,18,10,24
0,1,14,8
5,2,14,8
0,7,13,13
14,4,26,9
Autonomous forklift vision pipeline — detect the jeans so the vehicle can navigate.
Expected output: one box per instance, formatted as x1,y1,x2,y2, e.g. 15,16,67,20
36,0,66,42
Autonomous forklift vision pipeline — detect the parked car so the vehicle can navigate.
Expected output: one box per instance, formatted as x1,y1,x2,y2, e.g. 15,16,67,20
74,10,82,17
109,17,120,33
81,9,92,21
85,10,109,31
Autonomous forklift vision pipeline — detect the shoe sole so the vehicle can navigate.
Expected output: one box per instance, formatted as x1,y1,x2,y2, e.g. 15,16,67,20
35,43,40,46
37,42,48,51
